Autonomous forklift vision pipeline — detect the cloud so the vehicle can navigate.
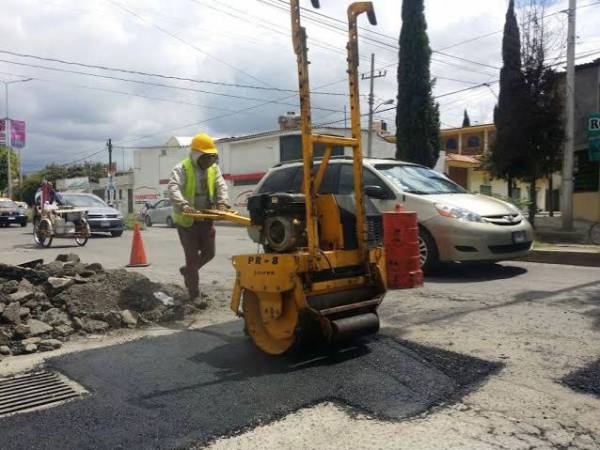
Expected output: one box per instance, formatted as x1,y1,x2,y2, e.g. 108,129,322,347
0,0,597,172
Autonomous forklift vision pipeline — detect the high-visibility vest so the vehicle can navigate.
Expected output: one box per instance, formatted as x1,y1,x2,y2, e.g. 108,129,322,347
172,157,217,227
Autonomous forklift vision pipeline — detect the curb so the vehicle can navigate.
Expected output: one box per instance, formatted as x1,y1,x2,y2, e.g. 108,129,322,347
520,249,600,267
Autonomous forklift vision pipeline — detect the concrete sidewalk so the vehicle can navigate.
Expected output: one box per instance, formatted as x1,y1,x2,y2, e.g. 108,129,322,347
521,243,600,267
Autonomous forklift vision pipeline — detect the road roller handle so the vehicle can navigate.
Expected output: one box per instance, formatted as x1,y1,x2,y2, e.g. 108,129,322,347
183,209,254,227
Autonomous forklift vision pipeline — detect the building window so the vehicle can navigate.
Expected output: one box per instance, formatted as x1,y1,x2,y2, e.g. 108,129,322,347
445,138,457,150
119,189,123,200
467,136,480,147
160,149,167,156
479,185,492,196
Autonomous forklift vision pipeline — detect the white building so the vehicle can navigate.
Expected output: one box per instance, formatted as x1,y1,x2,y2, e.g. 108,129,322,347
132,127,396,212
132,136,192,209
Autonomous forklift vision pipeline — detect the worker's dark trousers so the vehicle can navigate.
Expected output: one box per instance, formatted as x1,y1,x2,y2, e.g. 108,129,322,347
176,221,216,299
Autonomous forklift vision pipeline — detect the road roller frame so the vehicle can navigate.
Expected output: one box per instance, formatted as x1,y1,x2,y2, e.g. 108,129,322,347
188,0,386,355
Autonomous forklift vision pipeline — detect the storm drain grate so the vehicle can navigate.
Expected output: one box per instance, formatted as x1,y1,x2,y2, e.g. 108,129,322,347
0,370,86,417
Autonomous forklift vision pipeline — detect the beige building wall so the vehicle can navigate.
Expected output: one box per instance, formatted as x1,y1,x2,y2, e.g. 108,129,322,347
573,192,600,222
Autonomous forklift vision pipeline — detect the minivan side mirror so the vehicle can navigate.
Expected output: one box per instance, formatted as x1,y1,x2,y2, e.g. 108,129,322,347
364,185,390,200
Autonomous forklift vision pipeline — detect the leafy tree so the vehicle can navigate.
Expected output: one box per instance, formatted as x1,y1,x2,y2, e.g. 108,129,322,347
0,147,19,195
487,0,529,197
462,109,471,127
395,0,440,168
519,1,564,225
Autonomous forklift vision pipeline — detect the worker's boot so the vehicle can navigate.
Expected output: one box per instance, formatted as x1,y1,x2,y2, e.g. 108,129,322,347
179,266,189,289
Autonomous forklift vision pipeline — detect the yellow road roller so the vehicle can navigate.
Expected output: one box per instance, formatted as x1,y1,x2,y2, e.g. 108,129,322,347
187,0,387,355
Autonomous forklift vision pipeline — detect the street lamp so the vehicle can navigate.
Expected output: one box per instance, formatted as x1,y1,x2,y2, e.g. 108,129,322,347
2,78,33,200
367,98,394,158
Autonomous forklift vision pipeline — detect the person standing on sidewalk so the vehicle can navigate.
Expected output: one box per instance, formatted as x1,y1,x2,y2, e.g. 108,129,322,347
168,133,229,304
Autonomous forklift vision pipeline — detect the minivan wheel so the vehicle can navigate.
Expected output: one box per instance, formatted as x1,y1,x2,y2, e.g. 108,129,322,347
144,215,152,227
419,227,439,273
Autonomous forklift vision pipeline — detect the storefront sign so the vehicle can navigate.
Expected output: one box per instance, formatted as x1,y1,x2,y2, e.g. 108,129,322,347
588,113,600,161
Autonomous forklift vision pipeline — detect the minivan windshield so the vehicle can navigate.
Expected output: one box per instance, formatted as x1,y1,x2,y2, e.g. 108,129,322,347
63,194,108,208
375,164,466,195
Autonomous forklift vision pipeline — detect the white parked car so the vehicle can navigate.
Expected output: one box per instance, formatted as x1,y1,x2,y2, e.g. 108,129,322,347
143,199,174,228
252,157,534,271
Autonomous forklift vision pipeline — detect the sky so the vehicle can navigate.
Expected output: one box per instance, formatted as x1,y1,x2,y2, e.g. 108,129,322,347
1,0,599,173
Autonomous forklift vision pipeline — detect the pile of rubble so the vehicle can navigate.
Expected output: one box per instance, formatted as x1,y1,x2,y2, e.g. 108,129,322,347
0,254,202,357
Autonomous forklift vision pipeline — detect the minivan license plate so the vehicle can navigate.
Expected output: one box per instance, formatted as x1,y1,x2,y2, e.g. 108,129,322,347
512,231,526,244
101,220,110,228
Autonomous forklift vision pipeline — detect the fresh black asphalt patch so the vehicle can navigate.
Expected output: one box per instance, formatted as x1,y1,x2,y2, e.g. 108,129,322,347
0,321,501,449
563,358,600,398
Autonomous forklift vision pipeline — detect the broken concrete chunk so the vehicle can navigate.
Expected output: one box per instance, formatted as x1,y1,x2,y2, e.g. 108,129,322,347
154,291,174,306
24,343,38,353
19,307,31,318
39,339,62,351
0,329,13,345
14,324,30,338
0,302,5,315
0,263,49,285
120,310,138,328
41,308,72,327
21,337,42,345
0,345,11,355
85,263,104,273
42,261,65,277
2,302,22,325
2,280,19,294
53,324,74,337
27,319,53,336
73,317,110,333
45,277,75,294
56,254,81,264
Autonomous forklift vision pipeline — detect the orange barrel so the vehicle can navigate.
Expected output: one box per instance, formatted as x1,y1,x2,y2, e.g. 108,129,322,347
383,204,424,289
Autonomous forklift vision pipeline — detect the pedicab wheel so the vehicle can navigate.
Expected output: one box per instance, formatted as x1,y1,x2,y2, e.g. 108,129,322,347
242,289,298,355
75,235,88,246
34,219,53,248
75,220,90,246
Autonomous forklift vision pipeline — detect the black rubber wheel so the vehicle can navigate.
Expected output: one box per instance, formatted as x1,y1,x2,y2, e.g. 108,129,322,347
166,216,174,228
419,226,439,273
144,215,152,227
111,230,124,237
34,219,53,248
20,221,27,227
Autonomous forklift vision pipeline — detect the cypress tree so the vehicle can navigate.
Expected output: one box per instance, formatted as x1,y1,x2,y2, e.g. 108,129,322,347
395,0,440,168
487,0,529,197
462,109,471,127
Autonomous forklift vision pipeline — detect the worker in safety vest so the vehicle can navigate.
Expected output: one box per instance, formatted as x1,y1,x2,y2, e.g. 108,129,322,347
168,133,229,303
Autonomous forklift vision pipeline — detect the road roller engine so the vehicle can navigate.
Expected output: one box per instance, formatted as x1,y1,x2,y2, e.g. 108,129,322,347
184,0,387,355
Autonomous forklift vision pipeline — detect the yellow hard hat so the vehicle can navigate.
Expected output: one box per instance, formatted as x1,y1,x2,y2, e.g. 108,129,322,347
191,133,218,155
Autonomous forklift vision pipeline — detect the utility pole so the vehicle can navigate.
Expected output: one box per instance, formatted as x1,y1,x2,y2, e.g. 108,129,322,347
107,138,113,205
1,78,32,199
4,83,11,199
561,0,577,231
361,53,386,157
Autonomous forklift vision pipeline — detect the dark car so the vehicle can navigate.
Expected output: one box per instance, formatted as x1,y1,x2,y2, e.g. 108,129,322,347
61,193,124,237
0,198,28,227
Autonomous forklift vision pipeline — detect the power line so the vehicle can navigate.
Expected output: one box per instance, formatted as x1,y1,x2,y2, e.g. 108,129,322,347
0,58,343,113
104,0,279,88
0,49,349,96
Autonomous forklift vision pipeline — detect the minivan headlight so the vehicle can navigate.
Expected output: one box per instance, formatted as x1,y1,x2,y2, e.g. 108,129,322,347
435,203,485,223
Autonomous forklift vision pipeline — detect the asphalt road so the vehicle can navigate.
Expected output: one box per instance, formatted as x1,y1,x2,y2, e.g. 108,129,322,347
0,322,500,449
1,224,600,449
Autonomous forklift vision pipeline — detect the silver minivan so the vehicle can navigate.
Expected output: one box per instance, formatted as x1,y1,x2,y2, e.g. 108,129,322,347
143,199,174,228
253,158,534,271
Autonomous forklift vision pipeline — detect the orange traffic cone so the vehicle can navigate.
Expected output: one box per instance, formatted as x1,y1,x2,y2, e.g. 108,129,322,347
126,222,150,267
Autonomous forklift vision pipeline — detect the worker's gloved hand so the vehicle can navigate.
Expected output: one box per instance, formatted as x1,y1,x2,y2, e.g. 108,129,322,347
216,203,228,211
182,205,197,214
